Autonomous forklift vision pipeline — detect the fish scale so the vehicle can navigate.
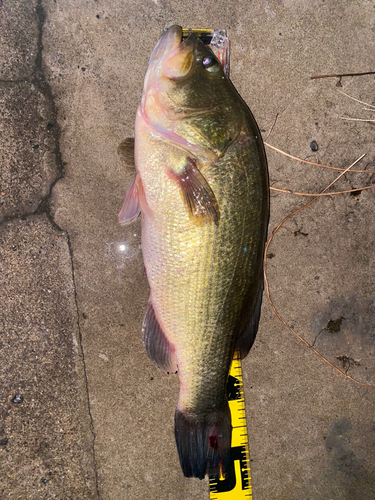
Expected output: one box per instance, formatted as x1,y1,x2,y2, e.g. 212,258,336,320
142,139,263,413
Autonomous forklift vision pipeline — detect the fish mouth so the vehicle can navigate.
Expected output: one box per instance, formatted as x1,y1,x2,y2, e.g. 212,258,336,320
148,26,184,72
161,27,197,80
159,25,184,57
162,25,183,44
140,26,201,126
144,26,197,89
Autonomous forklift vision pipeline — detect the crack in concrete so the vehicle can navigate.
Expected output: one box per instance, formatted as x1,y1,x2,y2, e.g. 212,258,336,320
26,2,102,498
0,0,64,227
66,231,102,500
2,5,102,491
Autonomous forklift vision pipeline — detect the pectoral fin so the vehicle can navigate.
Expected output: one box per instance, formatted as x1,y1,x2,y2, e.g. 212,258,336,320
118,173,153,225
170,158,220,226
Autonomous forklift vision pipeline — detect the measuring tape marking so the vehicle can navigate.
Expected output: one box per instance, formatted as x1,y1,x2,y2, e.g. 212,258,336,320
209,350,252,499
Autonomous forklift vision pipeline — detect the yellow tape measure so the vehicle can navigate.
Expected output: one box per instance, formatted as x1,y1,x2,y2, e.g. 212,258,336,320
209,350,252,499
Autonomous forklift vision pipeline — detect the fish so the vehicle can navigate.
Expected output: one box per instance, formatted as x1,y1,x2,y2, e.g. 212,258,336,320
119,25,269,480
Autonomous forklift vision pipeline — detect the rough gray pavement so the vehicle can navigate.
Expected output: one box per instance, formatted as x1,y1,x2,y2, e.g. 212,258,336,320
0,216,97,499
1,1,375,499
0,0,39,81
0,82,60,220
0,1,98,499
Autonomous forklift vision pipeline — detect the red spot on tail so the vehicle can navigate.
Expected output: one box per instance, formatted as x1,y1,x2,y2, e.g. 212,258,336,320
209,433,218,450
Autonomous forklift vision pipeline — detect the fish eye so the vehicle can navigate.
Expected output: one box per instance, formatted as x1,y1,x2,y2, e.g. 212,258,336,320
202,57,213,67
202,56,221,73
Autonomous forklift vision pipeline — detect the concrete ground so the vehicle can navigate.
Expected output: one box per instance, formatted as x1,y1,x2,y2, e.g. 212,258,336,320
1,1,374,499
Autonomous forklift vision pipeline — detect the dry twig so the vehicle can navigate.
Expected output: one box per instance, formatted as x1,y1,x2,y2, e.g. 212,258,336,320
264,142,375,174
338,90,375,123
265,113,279,140
311,71,375,79
264,154,375,389
339,117,375,123
270,185,374,197
337,90,375,110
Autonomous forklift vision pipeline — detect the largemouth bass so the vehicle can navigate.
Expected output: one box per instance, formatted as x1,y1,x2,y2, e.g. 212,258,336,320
119,25,269,480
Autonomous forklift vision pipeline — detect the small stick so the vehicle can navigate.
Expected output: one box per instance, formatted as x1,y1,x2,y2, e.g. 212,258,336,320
264,142,375,174
265,113,279,140
264,154,375,389
320,151,363,181
311,71,375,79
338,90,375,110
270,184,374,197
339,117,375,123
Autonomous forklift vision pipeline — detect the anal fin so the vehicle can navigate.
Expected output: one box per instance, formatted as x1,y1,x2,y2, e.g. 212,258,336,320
235,281,264,359
142,301,177,373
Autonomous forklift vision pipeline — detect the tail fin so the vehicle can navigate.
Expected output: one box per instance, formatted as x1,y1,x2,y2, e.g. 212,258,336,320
174,404,231,479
